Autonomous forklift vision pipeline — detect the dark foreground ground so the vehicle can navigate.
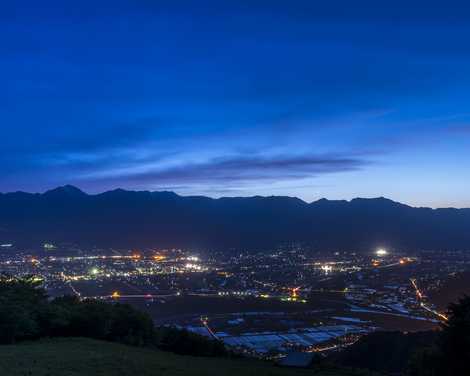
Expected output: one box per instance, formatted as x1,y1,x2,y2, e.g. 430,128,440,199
0,338,376,376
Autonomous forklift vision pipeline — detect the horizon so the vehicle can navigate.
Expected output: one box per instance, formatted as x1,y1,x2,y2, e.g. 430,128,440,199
3,1,470,208
1,184,468,210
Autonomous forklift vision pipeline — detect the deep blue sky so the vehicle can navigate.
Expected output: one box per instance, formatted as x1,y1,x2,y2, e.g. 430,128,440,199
2,1,470,207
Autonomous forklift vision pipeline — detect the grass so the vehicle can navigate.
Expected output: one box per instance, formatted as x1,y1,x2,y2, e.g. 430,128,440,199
0,338,375,376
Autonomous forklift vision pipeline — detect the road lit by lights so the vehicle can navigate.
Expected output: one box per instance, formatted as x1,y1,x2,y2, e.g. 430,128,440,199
410,278,448,321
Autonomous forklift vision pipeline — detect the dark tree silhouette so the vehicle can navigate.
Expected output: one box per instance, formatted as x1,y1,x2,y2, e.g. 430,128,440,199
0,276,227,357
438,295,470,375
408,296,470,376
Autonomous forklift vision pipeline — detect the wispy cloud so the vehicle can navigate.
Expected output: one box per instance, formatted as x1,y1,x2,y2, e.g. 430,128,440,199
84,153,369,188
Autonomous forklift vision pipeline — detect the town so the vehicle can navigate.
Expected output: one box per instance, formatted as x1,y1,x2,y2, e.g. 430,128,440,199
1,242,466,359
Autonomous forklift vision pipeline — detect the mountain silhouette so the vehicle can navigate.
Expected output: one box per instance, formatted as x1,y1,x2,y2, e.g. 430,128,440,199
1,186,469,251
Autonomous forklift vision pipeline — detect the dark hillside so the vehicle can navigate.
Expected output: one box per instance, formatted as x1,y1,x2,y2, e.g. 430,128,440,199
0,338,375,376
1,186,470,250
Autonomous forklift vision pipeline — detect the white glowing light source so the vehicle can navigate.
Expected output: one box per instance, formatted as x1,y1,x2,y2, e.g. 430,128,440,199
376,248,388,256
185,263,202,270
321,264,333,273
90,267,99,275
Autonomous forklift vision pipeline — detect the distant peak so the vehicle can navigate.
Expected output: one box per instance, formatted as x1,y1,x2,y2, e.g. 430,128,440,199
350,197,410,208
43,185,87,197
109,188,129,194
97,189,181,200
151,190,180,198
312,198,348,204
351,197,395,203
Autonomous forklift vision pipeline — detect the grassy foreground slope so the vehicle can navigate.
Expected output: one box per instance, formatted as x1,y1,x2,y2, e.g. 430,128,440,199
0,338,371,376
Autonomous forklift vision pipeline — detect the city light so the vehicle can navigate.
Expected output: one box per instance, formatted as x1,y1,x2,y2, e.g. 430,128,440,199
0,243,458,359
153,254,166,262
185,263,202,270
376,248,388,257
321,264,333,273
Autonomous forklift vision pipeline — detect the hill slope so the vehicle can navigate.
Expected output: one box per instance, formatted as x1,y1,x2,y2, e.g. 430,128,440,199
0,338,368,376
1,185,470,250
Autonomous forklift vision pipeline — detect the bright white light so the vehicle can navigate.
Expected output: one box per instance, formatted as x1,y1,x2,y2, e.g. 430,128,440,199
321,264,333,272
376,248,388,256
185,263,202,270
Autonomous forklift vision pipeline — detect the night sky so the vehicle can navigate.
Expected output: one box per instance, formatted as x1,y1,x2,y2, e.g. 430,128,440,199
2,1,470,207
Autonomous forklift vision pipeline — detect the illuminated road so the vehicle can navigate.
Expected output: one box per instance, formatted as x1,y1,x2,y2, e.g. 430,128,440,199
73,292,241,300
200,316,219,340
410,278,448,321
104,293,179,299
378,261,402,269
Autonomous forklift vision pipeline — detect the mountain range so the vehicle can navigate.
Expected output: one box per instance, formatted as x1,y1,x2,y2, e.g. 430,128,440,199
0,185,469,251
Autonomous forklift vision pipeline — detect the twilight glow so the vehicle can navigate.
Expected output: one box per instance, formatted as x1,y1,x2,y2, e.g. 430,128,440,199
2,1,470,207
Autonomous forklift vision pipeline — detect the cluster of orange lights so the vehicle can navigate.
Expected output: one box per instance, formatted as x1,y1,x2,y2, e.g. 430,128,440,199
130,253,169,261
400,257,413,264
291,287,300,298
111,291,120,298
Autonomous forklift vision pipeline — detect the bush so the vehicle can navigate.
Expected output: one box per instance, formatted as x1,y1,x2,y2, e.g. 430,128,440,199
156,326,227,357
332,295,470,376
0,275,228,357
0,276,47,343
408,295,470,376
0,275,156,346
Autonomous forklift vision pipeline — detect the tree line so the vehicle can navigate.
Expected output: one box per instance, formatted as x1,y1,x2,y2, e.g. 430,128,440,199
0,275,226,357
332,295,470,375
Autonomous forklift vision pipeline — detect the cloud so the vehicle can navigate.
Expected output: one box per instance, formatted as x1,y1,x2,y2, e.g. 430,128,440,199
84,153,369,188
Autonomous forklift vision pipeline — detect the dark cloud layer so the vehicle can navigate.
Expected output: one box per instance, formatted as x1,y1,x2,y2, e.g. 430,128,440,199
91,153,369,186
